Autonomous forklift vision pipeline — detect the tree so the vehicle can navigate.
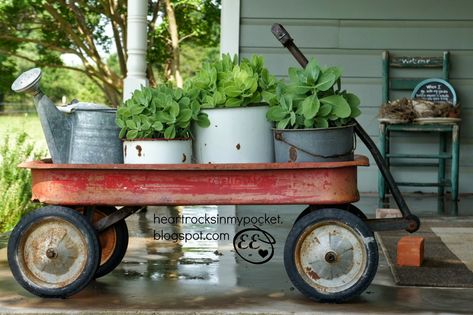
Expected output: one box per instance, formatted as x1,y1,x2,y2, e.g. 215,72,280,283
0,0,220,105
0,54,16,112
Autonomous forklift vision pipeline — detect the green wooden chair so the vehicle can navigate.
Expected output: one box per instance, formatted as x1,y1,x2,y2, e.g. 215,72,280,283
378,51,460,213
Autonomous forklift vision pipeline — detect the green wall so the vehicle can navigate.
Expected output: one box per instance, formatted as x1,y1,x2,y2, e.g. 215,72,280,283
239,0,473,193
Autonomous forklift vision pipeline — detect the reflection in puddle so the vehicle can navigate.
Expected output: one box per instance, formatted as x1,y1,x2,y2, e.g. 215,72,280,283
118,206,227,283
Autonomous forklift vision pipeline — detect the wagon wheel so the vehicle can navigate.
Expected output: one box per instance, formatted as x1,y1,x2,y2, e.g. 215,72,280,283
284,208,378,303
78,207,129,278
294,204,367,224
7,206,100,298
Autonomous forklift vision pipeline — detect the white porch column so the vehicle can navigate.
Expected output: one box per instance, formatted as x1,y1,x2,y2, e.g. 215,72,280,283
123,0,149,101
220,0,240,56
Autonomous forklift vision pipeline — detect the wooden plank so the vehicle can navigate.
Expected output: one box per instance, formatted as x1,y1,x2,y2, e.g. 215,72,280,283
241,0,473,20
240,48,473,79
339,20,473,50
241,19,473,50
240,20,339,49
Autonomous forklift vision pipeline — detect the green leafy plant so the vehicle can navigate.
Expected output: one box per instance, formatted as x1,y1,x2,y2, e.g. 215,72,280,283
0,133,44,233
185,54,277,108
266,58,361,129
116,84,210,140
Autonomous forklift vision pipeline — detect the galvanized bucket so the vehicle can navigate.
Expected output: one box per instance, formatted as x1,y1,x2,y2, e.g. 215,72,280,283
273,124,355,162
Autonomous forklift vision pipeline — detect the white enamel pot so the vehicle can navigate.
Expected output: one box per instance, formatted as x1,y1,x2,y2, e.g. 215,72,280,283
193,105,274,163
123,138,192,164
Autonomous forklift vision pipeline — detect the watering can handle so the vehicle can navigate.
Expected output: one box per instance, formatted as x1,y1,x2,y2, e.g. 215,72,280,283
271,23,419,233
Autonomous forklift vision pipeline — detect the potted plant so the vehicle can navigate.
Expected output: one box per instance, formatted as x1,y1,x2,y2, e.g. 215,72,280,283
116,84,210,164
185,54,277,163
265,58,361,162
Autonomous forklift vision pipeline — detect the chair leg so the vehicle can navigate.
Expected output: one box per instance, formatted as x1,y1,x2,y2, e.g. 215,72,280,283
438,133,446,196
451,124,460,214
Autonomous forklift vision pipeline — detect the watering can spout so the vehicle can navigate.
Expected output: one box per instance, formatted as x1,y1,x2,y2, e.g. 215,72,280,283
11,68,71,163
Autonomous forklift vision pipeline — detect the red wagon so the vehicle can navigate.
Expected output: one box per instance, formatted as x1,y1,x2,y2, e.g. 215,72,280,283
8,155,418,302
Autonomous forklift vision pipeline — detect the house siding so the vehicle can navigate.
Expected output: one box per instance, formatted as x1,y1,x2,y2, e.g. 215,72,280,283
238,0,473,193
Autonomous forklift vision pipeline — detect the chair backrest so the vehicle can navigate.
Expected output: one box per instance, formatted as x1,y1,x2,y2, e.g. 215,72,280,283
382,51,450,103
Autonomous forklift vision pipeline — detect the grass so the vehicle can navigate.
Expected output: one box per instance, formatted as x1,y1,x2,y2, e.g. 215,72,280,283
0,114,47,151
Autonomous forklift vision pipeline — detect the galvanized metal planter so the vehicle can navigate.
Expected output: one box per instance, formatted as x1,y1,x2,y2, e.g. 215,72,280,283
273,124,355,163
193,105,274,163
123,138,192,164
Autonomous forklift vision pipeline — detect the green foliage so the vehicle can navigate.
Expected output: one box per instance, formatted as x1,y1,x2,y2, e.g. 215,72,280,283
40,68,107,104
0,133,44,233
266,59,361,129
0,1,221,104
148,0,221,74
185,54,277,108
116,84,210,140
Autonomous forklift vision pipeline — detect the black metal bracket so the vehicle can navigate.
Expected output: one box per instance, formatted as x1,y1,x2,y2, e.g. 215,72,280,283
94,206,143,232
271,23,420,233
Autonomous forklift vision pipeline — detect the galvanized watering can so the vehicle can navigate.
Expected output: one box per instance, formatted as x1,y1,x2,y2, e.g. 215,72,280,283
11,68,123,164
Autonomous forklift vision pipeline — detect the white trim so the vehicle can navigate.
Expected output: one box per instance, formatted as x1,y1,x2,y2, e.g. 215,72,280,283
123,0,149,101
220,0,240,56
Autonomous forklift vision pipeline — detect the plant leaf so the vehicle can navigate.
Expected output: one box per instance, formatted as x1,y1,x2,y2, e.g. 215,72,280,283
314,117,329,128
164,125,176,139
126,120,137,130
319,103,332,117
196,113,211,128
301,95,320,119
314,72,336,91
116,118,125,128
152,121,163,131
126,129,138,140
266,106,288,121
276,117,291,129
320,95,351,118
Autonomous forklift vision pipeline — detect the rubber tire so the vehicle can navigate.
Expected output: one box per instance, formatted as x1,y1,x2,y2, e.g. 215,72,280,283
7,206,100,298
294,204,368,224
93,207,129,278
284,208,378,303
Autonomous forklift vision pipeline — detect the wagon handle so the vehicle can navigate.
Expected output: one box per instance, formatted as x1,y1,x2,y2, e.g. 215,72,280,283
271,23,420,233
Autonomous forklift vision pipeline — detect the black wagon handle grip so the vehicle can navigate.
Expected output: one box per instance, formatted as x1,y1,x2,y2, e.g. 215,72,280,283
271,23,309,68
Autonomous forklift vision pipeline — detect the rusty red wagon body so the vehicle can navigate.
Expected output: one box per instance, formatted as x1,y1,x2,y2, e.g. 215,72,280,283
10,151,418,302
21,155,368,206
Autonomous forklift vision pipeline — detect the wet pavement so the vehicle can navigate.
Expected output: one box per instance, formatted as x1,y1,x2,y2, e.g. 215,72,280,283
1,194,473,314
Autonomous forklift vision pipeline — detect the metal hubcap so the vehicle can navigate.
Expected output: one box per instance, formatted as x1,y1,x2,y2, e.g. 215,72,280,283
295,221,367,293
324,251,337,263
18,218,89,289
46,248,58,259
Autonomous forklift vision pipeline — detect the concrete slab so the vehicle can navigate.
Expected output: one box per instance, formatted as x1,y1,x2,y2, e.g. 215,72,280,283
0,195,473,314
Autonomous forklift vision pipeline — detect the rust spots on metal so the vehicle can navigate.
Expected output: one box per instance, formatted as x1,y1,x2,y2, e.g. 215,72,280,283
305,267,320,280
289,146,298,162
236,143,241,150
182,154,187,163
136,145,142,157
274,131,283,141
